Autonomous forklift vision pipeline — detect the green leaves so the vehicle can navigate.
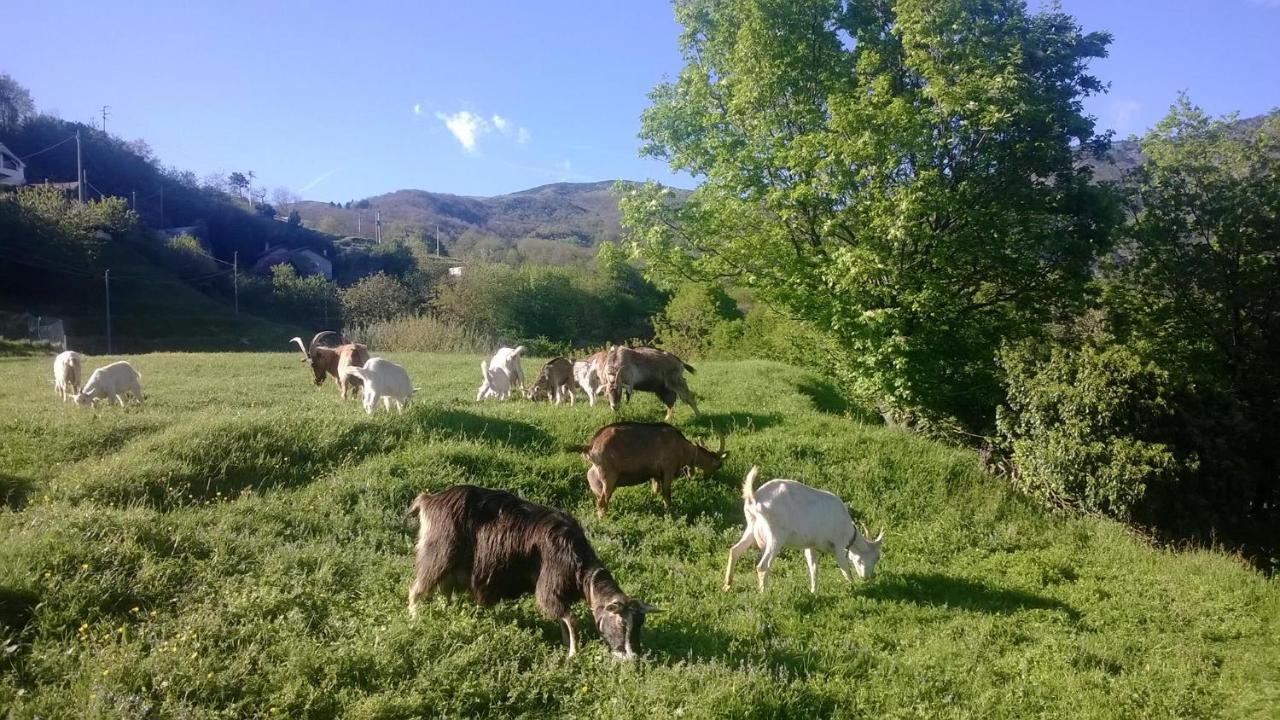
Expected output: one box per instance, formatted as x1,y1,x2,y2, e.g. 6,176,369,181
625,0,1114,431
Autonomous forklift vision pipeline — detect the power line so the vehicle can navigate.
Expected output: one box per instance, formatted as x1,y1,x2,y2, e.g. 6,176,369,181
18,135,76,161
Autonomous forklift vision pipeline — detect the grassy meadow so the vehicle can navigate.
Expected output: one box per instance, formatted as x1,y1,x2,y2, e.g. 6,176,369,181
0,352,1277,718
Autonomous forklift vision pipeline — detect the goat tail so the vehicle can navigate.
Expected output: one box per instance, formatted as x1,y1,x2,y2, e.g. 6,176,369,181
742,466,760,505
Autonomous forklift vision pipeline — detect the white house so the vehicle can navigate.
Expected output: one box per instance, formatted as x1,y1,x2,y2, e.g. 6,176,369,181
0,143,26,187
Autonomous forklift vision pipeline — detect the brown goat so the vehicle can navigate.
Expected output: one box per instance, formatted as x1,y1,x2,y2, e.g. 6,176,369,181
289,331,370,398
526,356,576,404
601,346,698,420
582,421,727,518
406,485,658,658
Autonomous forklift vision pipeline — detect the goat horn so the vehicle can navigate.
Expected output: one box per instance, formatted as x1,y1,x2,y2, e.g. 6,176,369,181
289,337,310,360
716,435,726,454
873,527,885,544
309,330,340,350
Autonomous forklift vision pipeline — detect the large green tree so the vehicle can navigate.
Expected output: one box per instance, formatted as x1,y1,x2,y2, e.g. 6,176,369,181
621,0,1116,431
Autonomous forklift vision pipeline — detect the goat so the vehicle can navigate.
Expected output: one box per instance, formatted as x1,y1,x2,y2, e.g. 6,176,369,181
492,345,526,389
526,357,576,404
343,357,416,414
723,466,884,594
582,422,726,518
289,331,370,399
406,485,659,658
574,351,607,407
601,346,698,421
53,350,84,401
476,359,513,401
72,360,143,407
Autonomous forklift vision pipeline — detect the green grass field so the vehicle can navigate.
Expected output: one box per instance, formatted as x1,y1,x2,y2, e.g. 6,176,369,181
1,353,1276,718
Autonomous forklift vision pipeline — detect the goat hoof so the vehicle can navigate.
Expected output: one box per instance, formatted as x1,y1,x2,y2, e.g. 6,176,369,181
721,584,732,592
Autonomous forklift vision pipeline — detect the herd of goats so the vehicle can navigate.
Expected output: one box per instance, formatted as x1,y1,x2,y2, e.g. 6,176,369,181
45,332,885,660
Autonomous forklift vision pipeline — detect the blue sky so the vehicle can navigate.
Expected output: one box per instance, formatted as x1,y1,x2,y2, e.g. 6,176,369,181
8,1,1279,201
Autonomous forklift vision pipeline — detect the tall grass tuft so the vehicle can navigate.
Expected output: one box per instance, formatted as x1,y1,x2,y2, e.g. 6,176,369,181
347,313,494,353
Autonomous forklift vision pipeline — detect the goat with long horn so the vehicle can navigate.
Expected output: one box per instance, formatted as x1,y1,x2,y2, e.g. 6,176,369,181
288,331,370,398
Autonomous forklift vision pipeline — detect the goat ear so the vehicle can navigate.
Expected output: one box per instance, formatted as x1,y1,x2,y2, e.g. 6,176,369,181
634,600,661,614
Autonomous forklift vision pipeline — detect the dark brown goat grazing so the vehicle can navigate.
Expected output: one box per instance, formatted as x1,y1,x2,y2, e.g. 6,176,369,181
289,331,370,398
406,485,659,658
582,422,727,518
602,346,698,420
526,356,576,404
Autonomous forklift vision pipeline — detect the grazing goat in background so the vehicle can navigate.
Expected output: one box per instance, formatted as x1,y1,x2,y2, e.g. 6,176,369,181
406,484,659,658
289,331,370,399
527,357,575,404
602,346,698,421
489,346,526,391
476,359,513,401
724,466,884,594
73,360,143,407
344,357,416,414
582,422,727,518
574,351,606,407
53,350,84,401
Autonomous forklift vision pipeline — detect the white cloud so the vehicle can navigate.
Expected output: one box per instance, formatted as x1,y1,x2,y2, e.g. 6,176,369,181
1109,99,1141,135
413,103,422,116
436,110,490,152
433,108,531,152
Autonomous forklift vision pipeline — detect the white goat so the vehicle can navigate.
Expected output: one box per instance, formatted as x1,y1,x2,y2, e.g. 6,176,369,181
476,360,512,401
574,358,602,407
53,350,84,401
723,466,883,594
73,360,143,407
476,345,523,401
344,357,416,414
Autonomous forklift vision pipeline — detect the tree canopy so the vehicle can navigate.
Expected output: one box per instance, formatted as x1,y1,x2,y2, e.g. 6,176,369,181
621,0,1117,431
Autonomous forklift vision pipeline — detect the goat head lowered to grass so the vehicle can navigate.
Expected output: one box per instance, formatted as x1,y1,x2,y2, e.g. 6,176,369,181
289,331,370,399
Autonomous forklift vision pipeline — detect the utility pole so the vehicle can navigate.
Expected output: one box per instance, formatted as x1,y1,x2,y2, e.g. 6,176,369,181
247,170,255,209
233,251,239,316
101,105,111,134
375,210,382,243
75,130,84,204
131,190,137,211
104,270,112,355
357,212,362,234
435,223,440,256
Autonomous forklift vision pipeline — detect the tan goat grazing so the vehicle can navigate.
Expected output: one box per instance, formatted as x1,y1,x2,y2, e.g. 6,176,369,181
289,331,370,399
582,421,727,517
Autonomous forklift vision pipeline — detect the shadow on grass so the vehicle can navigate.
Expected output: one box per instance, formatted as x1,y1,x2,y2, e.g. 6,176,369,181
645,614,818,675
860,572,1079,620
794,376,880,423
0,473,33,510
416,407,554,451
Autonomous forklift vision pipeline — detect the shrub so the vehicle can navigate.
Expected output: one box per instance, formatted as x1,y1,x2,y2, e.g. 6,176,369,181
997,333,1179,519
161,234,219,279
340,272,415,326
344,313,491,354
653,283,742,359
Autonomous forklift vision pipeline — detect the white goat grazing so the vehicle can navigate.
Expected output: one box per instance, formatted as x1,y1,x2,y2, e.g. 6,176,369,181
723,466,883,594
73,360,143,407
574,358,602,407
476,346,523,401
476,360,512,401
491,346,526,391
344,357,416,414
53,350,84,401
